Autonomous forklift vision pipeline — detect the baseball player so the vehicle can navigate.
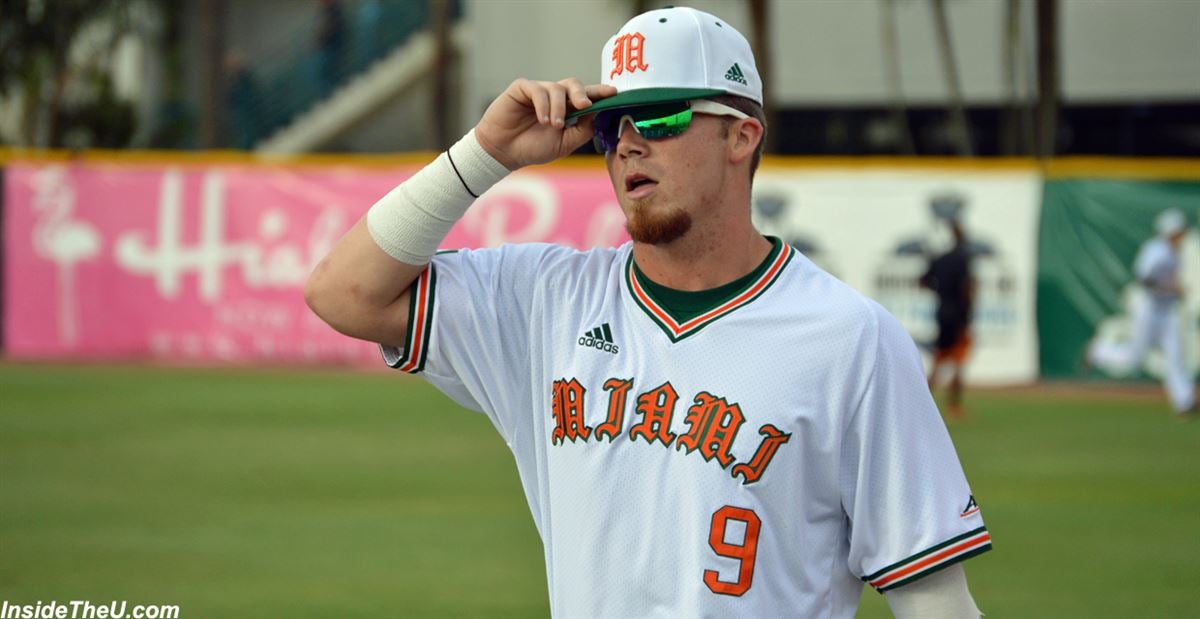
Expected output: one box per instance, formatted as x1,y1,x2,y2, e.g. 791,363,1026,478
921,215,975,419
307,7,990,617
1087,208,1196,415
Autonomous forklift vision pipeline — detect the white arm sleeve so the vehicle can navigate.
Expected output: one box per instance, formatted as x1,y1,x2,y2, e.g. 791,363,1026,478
885,564,982,619
367,130,509,265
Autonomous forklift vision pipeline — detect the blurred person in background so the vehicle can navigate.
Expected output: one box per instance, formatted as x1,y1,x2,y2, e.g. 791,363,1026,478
921,212,975,419
224,51,261,150
355,0,384,69
1086,208,1197,417
316,0,346,97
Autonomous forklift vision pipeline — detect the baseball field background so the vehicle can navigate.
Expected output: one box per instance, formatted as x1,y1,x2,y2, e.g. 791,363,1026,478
2,155,1199,617
4,0,1200,615
2,151,1200,619
3,362,1197,617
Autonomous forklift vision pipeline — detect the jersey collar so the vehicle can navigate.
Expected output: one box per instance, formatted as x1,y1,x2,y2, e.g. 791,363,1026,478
625,238,795,343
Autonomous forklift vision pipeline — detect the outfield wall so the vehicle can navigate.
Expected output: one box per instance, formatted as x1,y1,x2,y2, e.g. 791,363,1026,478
2,152,1197,385
0,158,625,367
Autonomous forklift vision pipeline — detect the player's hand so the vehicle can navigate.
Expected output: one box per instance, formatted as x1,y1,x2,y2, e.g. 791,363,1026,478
474,78,617,170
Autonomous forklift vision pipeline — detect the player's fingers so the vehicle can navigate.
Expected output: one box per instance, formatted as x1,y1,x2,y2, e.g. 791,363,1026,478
558,77,593,111
562,113,598,151
545,82,568,128
584,84,618,103
515,79,552,125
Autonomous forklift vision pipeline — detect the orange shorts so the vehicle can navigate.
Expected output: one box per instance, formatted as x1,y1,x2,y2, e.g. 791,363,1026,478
934,330,972,365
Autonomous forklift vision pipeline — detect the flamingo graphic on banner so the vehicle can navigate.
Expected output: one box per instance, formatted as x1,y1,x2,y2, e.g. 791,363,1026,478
31,166,101,347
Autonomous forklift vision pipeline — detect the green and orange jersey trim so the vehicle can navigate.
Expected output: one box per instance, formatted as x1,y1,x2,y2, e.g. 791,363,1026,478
386,264,437,374
863,527,992,593
625,241,796,343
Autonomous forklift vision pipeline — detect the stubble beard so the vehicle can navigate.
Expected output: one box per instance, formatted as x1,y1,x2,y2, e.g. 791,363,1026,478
625,198,693,245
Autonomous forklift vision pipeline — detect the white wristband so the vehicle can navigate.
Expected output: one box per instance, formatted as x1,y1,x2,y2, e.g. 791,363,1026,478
367,129,510,265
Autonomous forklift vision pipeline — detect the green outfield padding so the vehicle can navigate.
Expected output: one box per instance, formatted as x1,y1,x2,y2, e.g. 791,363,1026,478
1037,179,1200,378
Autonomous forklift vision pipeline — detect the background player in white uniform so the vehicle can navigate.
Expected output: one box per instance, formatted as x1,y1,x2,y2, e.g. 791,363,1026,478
1088,208,1196,415
306,7,990,617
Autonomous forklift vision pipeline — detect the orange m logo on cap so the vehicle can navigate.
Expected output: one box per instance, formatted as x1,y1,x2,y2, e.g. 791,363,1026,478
610,32,649,79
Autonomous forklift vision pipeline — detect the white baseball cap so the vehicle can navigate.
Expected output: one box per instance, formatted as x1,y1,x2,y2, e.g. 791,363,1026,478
569,6,762,118
1156,208,1187,236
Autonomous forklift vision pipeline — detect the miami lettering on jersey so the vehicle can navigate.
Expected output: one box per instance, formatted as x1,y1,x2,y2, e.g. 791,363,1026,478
551,377,791,484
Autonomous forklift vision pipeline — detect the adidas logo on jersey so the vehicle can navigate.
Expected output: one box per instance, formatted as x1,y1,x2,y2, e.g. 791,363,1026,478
724,63,748,85
578,323,619,354
960,495,981,518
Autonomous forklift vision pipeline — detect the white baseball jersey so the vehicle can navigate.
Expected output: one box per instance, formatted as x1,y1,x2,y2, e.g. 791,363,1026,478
1134,236,1181,301
382,238,990,618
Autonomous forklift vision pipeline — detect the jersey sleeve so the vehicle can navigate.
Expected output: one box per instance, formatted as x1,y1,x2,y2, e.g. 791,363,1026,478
840,301,991,593
1133,240,1158,282
380,244,551,439
1133,239,1175,294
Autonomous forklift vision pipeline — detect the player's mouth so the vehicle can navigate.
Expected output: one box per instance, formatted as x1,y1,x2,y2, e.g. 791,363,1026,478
624,172,659,199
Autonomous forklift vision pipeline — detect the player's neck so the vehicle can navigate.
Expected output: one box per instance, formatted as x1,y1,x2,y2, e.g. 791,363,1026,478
632,223,773,292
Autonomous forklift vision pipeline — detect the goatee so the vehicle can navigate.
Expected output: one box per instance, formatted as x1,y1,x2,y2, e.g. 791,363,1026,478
626,203,692,245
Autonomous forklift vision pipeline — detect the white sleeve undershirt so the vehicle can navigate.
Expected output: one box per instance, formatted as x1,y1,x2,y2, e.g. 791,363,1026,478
367,129,509,265
884,564,983,619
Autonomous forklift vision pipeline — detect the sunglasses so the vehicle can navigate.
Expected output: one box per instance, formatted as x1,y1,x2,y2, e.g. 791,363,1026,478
592,99,750,153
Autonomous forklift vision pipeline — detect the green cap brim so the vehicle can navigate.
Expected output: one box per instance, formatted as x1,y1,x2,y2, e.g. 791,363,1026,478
567,87,727,119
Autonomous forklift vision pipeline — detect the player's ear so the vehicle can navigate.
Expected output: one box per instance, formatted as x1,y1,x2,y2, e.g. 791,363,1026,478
729,118,763,167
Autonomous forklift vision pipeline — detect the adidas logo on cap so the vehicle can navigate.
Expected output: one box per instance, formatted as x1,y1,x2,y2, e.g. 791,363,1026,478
725,63,747,85
578,323,620,355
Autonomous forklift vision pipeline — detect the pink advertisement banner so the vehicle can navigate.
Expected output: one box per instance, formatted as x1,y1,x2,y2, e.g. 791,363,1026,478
3,161,627,365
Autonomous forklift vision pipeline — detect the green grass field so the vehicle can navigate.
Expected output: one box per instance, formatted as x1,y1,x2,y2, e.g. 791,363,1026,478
2,363,1198,617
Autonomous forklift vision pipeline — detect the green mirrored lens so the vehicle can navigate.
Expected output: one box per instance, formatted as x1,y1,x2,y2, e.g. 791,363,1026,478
633,108,693,139
594,102,694,151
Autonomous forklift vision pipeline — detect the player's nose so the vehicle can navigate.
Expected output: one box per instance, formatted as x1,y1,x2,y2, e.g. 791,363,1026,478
616,118,648,159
